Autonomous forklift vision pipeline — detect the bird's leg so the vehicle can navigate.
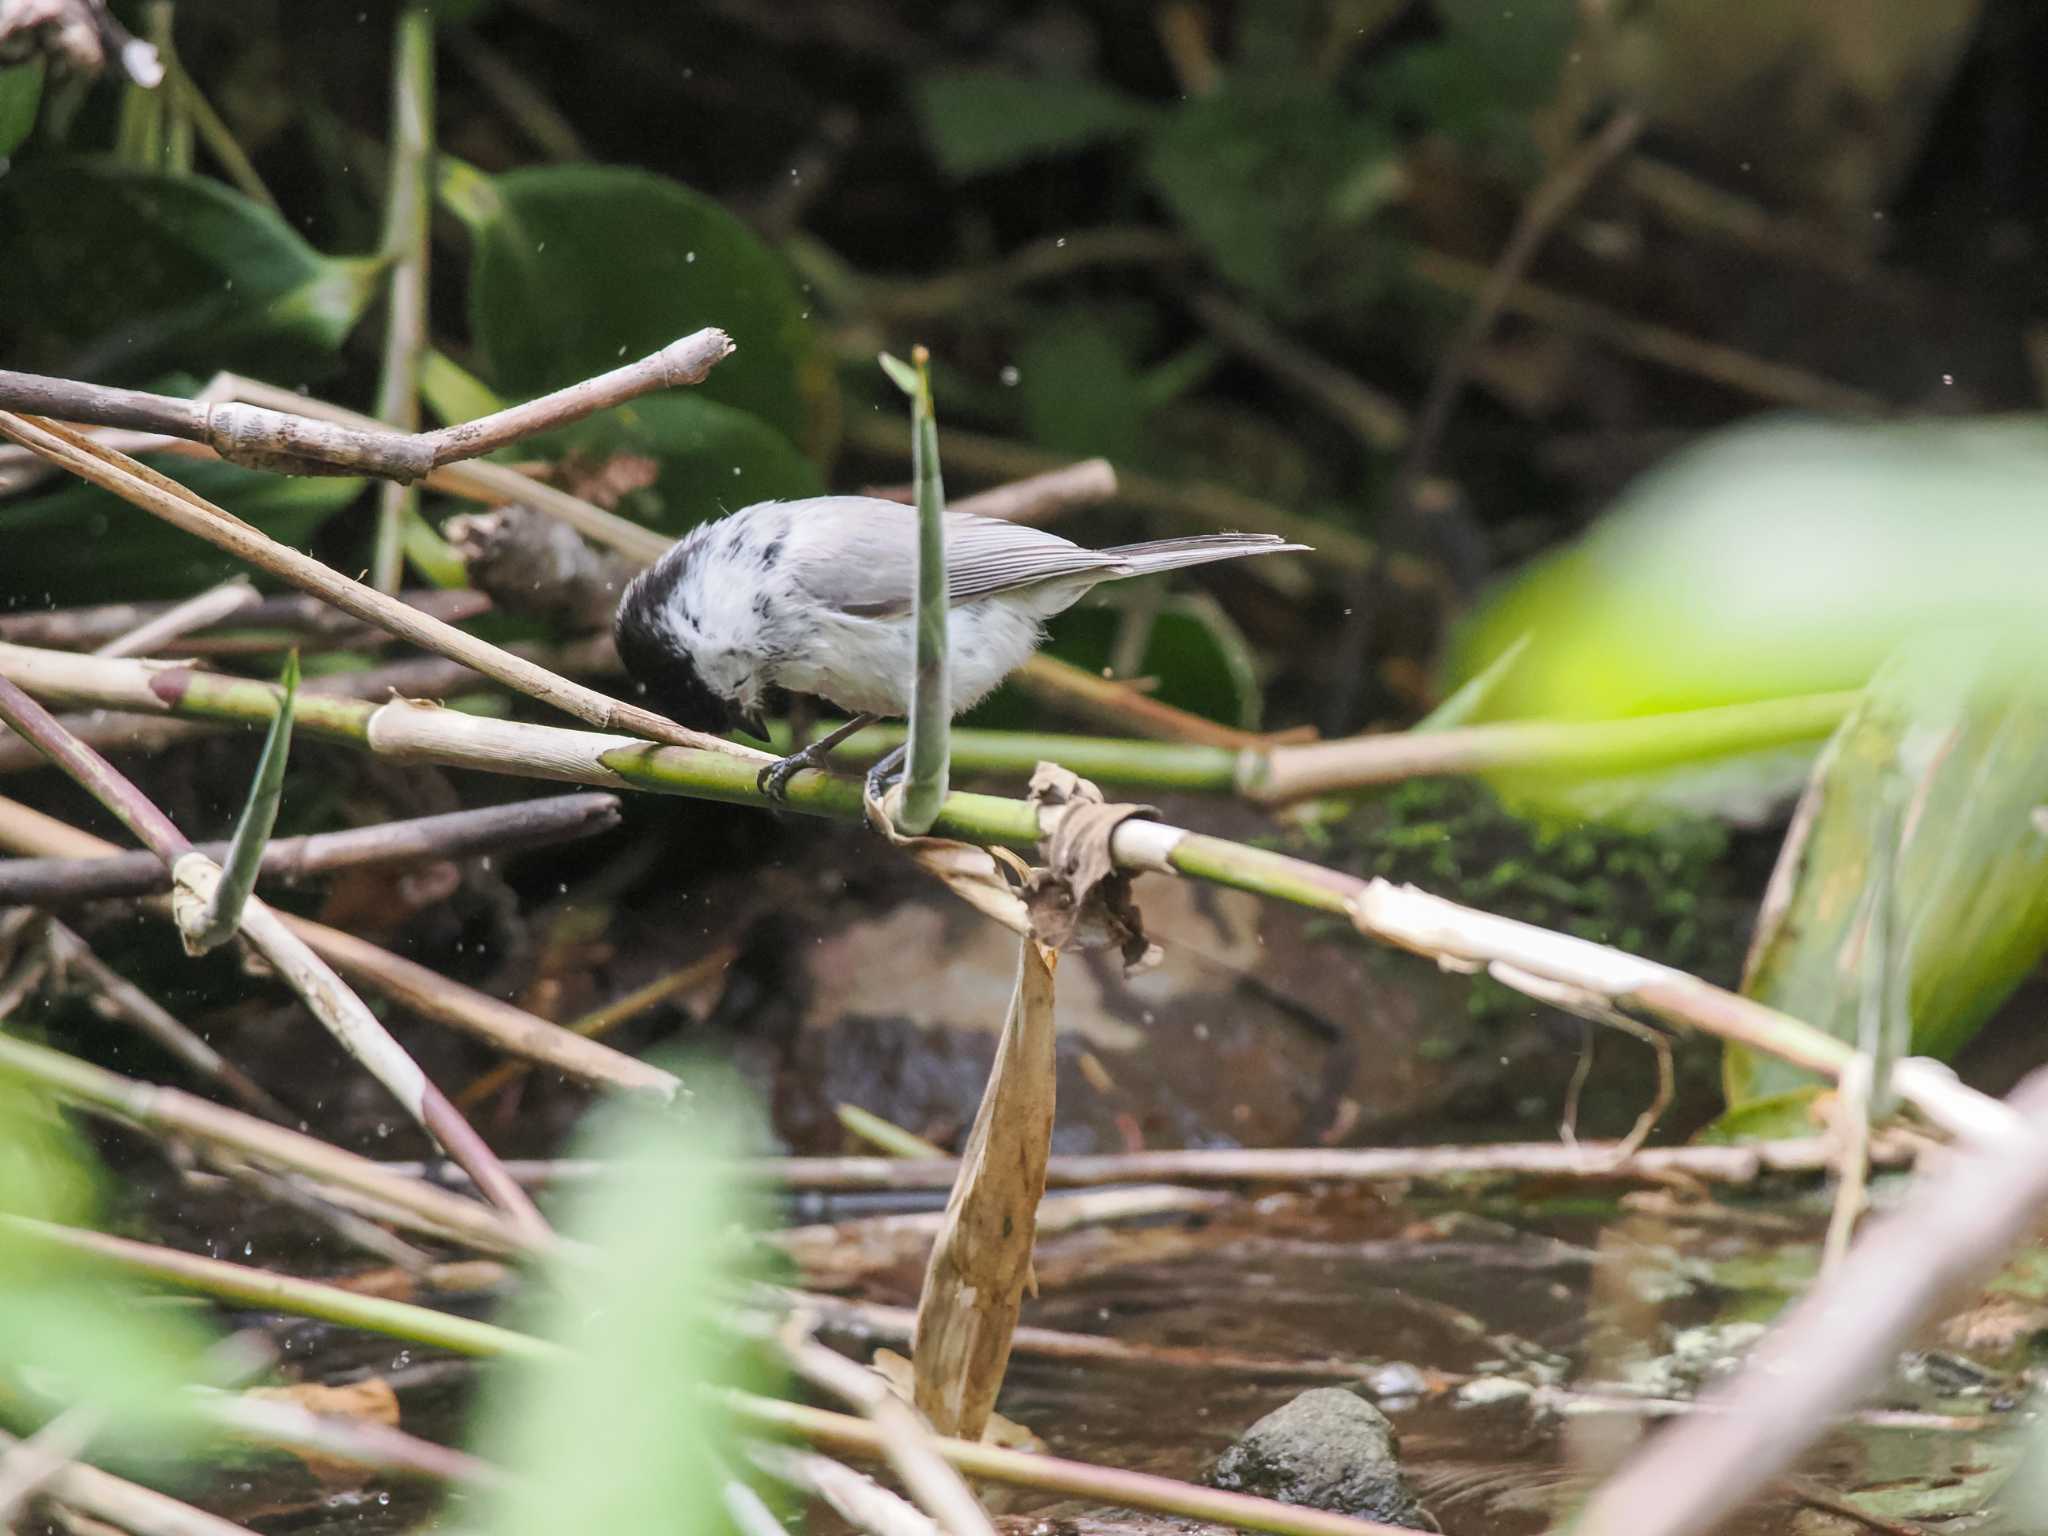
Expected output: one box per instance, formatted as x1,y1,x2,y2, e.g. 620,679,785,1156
863,743,909,807
756,714,879,801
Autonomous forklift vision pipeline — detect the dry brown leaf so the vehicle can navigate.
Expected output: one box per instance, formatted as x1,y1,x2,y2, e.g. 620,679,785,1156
869,1349,1045,1454
240,1378,403,1483
863,787,1032,934
245,1377,401,1426
1024,763,1162,972
909,937,1058,1441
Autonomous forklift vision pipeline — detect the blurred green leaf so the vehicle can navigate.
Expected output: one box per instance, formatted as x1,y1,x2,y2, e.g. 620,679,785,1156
1443,418,2048,818
1,458,362,607
452,164,827,450
0,159,381,381
0,59,43,156
915,70,1156,178
0,1081,212,1454
526,394,821,538
1145,82,1394,305
419,347,509,425
1726,632,2048,1103
463,1066,784,1534
1449,418,2048,722
1432,0,1577,106
1015,316,1148,464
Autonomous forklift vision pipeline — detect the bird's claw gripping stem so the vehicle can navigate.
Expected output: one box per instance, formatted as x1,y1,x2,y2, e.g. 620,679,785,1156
863,743,908,808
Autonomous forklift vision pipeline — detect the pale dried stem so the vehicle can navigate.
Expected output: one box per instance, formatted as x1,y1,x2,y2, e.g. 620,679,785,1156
0,1425,255,1536
746,1443,940,1536
753,1136,1911,1191
0,793,620,907
94,577,259,658
1576,1067,2048,1536
0,675,548,1243
0,410,752,756
781,1326,996,1536
2,644,2012,1142
0,328,732,482
0,787,681,1103
727,1389,1422,1536
0,1028,527,1255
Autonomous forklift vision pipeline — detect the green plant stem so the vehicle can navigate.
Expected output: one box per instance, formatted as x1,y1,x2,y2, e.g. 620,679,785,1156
5,641,2003,1140
165,38,276,210
370,7,435,594
884,347,950,832
186,652,296,951
0,1215,556,1362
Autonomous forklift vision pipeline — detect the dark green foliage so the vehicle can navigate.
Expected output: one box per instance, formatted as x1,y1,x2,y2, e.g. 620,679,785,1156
1145,80,1398,307
0,458,363,607
451,163,826,451
916,69,1157,178
525,395,823,535
0,160,380,381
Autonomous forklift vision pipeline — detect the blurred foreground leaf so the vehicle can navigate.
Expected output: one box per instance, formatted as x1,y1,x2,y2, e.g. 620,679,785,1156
463,1066,785,1534
0,160,381,380
915,70,1155,178
1,458,363,607
449,162,828,452
1446,417,2048,819
1726,632,2048,1104
0,1080,212,1456
1451,418,2048,721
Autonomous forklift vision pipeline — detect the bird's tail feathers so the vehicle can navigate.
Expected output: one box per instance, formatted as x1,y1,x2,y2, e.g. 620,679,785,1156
1102,532,1311,579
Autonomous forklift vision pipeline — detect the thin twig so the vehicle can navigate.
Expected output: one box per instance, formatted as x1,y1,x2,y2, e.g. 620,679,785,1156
201,1391,503,1488
942,456,1117,525
0,676,549,1243
0,587,489,652
0,329,733,482
41,921,292,1121
1408,247,1888,415
0,793,622,907
93,577,259,658
1402,111,1647,497
746,1442,939,1536
456,943,731,1108
1186,288,1409,452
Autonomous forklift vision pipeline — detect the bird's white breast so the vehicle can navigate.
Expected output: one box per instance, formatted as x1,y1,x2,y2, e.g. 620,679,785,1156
767,598,1047,718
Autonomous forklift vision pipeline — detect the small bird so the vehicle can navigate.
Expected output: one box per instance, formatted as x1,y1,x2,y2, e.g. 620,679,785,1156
613,494,1309,797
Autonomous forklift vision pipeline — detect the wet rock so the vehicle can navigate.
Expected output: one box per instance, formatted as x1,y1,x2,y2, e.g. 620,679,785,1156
1210,1387,1435,1530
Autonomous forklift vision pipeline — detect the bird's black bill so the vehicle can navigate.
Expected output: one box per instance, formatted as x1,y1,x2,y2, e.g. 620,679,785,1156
735,710,773,746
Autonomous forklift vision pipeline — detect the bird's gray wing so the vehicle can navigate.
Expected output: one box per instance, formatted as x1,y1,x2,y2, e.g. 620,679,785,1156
779,496,1122,618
